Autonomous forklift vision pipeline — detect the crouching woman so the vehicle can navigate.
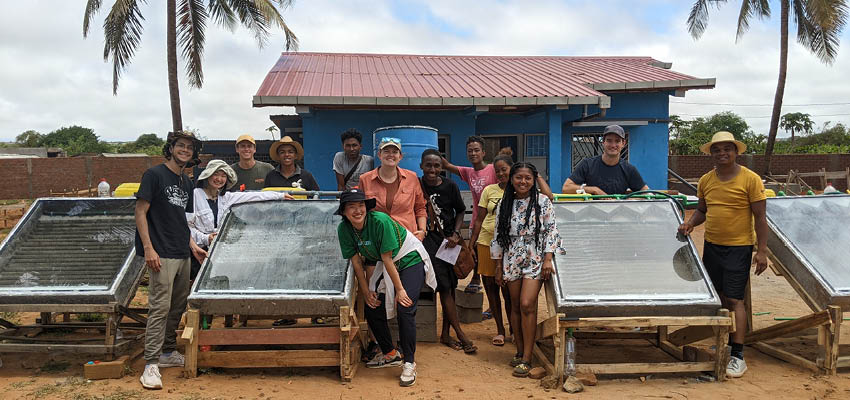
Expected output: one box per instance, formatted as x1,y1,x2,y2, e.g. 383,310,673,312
336,189,436,387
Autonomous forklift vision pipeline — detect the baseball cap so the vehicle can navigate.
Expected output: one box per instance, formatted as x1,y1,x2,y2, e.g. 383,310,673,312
603,125,626,139
236,134,256,145
378,137,402,151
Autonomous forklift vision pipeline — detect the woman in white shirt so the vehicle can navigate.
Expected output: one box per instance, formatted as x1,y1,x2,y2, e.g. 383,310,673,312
187,159,292,279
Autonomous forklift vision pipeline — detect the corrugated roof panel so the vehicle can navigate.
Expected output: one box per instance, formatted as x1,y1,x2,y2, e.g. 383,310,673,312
255,53,713,102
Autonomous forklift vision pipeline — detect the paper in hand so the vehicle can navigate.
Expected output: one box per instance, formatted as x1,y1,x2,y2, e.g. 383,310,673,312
435,239,462,264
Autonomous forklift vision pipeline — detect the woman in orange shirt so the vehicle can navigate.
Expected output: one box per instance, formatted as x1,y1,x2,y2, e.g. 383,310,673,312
358,137,427,241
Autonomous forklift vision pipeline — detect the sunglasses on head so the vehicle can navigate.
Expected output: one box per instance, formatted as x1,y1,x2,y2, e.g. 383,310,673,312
380,137,402,145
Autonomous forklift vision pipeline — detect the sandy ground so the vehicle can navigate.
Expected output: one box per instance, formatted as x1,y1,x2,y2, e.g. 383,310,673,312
1,210,849,399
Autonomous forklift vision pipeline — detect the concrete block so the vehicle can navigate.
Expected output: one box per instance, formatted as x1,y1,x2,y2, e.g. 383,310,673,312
454,288,484,309
456,305,483,324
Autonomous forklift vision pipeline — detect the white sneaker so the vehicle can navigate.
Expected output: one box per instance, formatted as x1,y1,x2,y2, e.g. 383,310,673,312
400,362,416,387
726,356,747,378
158,351,185,368
139,364,162,390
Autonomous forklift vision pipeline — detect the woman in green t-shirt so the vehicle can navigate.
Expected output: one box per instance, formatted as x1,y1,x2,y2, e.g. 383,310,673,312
336,189,434,387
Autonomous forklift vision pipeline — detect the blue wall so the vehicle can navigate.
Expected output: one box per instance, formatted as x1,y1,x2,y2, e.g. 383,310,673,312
296,91,672,191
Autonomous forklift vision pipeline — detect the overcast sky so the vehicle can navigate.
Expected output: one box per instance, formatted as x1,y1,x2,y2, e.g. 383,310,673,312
1,0,848,142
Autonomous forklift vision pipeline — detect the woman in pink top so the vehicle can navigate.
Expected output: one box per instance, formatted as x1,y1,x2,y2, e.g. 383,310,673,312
442,136,496,293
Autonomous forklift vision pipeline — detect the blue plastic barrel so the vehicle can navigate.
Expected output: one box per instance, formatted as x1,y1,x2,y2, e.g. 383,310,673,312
373,125,438,176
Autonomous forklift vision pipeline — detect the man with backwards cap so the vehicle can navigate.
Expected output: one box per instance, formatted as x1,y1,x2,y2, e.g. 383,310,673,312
135,131,208,390
561,124,649,195
229,134,274,191
679,131,768,378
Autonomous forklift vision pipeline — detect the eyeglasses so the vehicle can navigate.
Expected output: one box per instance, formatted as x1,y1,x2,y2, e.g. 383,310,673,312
174,142,194,151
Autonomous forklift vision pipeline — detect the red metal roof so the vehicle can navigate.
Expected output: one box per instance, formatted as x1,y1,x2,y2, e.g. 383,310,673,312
254,52,714,107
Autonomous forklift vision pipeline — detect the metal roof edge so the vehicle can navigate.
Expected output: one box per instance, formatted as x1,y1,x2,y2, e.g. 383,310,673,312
253,95,617,107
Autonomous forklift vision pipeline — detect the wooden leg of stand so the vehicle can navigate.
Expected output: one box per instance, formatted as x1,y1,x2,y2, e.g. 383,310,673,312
184,310,200,378
554,326,566,383
340,306,351,381
825,305,842,375
714,309,730,381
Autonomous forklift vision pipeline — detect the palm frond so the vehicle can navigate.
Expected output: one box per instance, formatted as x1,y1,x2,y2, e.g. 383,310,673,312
792,0,848,63
254,0,298,50
735,0,771,41
83,0,104,37
103,0,146,94
226,0,271,48
687,0,728,39
178,0,208,88
208,0,237,32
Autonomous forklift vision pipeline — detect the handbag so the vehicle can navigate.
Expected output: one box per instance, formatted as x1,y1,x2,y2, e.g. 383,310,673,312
453,239,475,279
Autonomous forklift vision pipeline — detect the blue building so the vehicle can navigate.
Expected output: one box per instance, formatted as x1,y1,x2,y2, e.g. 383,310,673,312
254,53,715,191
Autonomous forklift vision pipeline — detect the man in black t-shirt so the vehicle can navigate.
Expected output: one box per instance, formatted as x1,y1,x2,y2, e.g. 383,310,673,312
135,131,207,390
561,125,649,195
420,149,477,353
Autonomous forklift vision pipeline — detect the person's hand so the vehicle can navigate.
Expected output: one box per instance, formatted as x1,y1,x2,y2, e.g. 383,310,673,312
753,250,769,276
396,288,413,307
446,232,461,248
191,245,208,264
207,232,217,244
144,246,161,272
413,230,426,242
495,271,504,287
281,193,295,200
678,222,693,236
365,291,381,308
541,259,554,281
585,186,607,196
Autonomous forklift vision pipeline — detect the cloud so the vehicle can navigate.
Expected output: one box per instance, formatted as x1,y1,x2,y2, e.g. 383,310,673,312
0,0,847,142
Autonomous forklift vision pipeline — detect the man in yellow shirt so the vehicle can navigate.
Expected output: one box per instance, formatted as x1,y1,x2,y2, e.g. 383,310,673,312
678,131,768,379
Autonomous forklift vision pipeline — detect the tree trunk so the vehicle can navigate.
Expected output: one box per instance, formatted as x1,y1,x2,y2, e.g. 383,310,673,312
763,0,789,176
166,0,183,132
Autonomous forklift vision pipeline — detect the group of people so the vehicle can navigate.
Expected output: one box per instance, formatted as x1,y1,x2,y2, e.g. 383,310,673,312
133,125,767,389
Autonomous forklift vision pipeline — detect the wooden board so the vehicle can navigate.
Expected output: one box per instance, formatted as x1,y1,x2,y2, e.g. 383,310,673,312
667,325,715,346
745,310,831,344
198,350,340,368
0,304,118,313
560,316,731,329
197,326,340,346
576,361,714,374
751,342,819,372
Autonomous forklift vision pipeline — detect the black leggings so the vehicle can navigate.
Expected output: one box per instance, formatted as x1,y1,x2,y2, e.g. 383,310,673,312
364,261,425,363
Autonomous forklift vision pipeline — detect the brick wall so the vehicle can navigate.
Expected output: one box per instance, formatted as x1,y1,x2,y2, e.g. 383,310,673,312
0,155,212,200
669,154,850,191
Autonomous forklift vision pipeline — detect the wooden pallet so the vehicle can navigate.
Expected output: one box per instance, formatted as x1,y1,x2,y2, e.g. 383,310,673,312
744,249,847,374
182,291,364,381
535,280,733,382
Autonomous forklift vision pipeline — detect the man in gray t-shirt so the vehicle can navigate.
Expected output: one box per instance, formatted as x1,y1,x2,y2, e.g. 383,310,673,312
333,129,374,190
229,134,274,191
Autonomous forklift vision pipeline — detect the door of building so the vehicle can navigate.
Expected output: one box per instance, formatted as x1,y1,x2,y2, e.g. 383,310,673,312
481,134,548,179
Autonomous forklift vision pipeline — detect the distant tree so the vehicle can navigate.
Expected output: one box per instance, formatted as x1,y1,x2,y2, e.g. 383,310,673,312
687,0,849,174
42,125,111,155
83,0,298,133
15,130,43,147
780,112,814,144
669,111,765,155
266,125,279,140
134,133,165,148
118,133,166,155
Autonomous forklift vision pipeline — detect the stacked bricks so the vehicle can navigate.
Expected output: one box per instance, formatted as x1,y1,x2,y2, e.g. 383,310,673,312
390,288,437,343
455,286,484,324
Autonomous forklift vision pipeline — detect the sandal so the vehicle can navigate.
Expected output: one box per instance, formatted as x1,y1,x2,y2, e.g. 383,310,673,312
482,310,493,320
464,282,481,293
440,339,463,351
512,361,531,377
509,353,524,367
462,341,478,354
273,318,296,326
491,335,505,346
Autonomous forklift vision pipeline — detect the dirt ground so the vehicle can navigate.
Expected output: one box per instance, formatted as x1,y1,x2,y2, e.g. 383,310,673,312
1,210,849,399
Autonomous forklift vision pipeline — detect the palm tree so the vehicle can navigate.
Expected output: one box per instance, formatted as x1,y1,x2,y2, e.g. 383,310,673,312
83,0,298,132
687,0,847,174
780,112,815,144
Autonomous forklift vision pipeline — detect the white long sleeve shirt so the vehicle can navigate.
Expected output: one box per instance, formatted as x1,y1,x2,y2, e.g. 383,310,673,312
186,188,284,247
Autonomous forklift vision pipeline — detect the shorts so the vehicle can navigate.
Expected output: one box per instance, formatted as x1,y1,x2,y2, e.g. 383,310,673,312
477,244,499,277
703,241,752,300
432,257,458,293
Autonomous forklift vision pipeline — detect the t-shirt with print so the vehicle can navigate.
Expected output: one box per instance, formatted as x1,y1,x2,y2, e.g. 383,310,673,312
458,164,497,223
337,211,423,271
229,161,274,191
333,152,374,190
421,178,466,254
135,163,194,258
568,155,645,194
476,183,505,247
697,166,767,246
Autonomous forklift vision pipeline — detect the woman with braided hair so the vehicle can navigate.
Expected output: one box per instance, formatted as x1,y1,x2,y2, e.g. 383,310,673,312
490,162,561,377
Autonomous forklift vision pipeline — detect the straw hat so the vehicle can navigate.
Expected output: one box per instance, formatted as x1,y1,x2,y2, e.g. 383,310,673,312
270,136,304,161
699,131,747,155
197,159,237,190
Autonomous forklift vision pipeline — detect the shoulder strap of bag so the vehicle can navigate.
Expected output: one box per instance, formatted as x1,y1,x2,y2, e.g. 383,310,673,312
343,155,363,185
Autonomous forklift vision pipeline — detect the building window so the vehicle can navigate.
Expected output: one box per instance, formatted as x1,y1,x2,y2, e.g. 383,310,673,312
438,135,450,159
571,132,629,169
525,134,547,157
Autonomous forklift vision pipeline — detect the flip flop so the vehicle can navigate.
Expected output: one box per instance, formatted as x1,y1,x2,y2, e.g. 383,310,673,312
462,341,478,354
492,335,505,346
482,310,493,320
464,282,481,293
440,339,463,351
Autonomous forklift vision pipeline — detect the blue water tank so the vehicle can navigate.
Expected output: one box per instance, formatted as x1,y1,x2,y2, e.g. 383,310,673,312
373,125,438,176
